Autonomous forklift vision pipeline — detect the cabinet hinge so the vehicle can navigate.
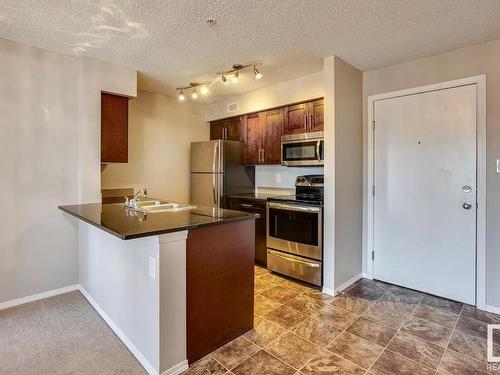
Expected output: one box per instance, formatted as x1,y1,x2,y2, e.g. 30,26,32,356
372,251,375,261
372,121,375,131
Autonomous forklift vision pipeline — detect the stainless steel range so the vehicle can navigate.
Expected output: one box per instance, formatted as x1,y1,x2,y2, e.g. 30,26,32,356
266,175,324,286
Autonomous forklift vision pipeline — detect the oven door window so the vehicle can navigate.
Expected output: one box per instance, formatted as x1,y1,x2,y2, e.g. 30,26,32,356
268,207,319,246
282,141,318,162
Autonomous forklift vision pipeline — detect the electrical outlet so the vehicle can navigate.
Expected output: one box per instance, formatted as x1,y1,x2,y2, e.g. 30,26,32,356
149,256,156,279
276,173,281,183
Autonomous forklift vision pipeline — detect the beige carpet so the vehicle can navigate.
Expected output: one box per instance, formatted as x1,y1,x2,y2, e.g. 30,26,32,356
0,291,147,375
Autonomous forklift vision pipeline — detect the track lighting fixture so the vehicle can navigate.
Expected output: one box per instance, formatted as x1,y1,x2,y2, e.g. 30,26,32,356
177,63,263,102
176,82,209,101
217,63,263,86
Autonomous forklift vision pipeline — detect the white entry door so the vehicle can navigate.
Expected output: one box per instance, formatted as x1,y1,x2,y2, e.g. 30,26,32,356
373,84,477,304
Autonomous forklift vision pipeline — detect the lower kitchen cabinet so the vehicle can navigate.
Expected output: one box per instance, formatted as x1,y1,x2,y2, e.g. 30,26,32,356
229,197,267,266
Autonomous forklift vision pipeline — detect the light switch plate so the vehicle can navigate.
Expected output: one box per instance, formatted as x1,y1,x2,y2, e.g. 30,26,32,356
276,173,281,183
497,159,500,174
149,256,156,279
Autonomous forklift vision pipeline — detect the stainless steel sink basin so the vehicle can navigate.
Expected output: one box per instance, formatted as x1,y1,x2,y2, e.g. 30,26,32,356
120,200,196,213
140,203,196,212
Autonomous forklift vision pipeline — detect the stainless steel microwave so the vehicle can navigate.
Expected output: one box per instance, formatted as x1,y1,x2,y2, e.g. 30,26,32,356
281,131,324,167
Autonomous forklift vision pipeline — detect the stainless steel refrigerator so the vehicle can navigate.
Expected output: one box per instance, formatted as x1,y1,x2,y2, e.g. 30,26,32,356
190,140,255,209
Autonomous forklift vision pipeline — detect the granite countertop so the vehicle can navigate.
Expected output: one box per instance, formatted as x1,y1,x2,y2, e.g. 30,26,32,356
59,203,259,240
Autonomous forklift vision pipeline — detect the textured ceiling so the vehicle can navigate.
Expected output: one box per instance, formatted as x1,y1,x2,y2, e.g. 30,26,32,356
1,0,500,100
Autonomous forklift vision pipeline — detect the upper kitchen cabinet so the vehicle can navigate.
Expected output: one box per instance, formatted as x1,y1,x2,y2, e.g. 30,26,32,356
209,117,242,141
242,113,262,165
261,109,283,164
283,99,324,135
283,102,308,135
242,109,283,165
308,99,324,132
101,93,129,163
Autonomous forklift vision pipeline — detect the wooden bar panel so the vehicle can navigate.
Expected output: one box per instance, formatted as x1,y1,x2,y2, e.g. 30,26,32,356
186,220,255,363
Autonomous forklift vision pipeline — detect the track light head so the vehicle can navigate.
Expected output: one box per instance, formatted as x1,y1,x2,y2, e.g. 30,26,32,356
254,66,262,80
200,86,209,95
191,88,198,99
178,90,185,101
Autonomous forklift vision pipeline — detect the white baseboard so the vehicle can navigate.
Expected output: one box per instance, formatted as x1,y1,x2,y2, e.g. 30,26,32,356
0,284,79,310
335,273,363,294
161,360,189,375
322,286,336,297
485,305,500,315
79,286,158,375
362,272,372,279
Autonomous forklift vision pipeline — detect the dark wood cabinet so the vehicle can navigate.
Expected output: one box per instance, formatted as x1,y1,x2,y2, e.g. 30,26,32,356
242,109,283,165
261,109,283,164
209,119,225,140
101,93,129,163
209,117,241,141
283,103,309,135
309,99,324,132
228,197,267,266
242,113,263,165
283,99,324,135
210,98,322,166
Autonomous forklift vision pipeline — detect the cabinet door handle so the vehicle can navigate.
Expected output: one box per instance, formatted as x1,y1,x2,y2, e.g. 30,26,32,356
304,114,308,130
241,203,253,208
262,149,265,163
310,114,313,130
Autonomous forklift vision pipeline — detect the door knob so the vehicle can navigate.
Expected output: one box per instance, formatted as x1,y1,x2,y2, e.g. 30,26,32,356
463,202,472,210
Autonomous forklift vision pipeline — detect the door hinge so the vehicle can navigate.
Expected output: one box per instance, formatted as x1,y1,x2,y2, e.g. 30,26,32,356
372,251,375,261
476,202,479,209
372,121,375,131
372,185,375,196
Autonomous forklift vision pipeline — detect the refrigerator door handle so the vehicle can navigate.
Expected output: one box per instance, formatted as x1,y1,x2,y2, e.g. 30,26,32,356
212,141,218,173
212,173,217,204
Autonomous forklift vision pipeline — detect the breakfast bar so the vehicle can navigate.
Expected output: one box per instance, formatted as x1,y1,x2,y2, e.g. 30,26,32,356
59,202,257,375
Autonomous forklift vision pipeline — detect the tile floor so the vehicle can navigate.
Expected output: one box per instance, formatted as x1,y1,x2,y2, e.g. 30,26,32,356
183,266,500,375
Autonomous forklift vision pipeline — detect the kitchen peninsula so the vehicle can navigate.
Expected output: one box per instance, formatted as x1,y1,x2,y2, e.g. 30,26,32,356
59,202,257,375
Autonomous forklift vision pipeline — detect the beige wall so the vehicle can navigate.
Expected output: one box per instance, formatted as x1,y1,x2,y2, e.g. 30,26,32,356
0,38,136,305
101,90,209,202
333,57,363,289
323,56,363,292
205,71,323,121
363,38,500,308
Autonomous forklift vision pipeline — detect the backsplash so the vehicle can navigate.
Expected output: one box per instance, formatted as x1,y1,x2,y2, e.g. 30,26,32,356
255,165,324,189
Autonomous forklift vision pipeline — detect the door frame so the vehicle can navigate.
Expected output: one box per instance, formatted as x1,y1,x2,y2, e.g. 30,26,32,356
366,75,486,309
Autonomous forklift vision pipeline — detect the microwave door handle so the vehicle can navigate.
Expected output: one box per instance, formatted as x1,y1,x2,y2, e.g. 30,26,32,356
316,140,321,162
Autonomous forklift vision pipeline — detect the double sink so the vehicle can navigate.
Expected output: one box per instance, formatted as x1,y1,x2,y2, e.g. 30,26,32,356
123,200,197,213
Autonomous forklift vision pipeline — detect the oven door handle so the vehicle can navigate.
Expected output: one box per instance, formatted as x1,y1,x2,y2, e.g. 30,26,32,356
268,202,321,213
268,250,320,268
